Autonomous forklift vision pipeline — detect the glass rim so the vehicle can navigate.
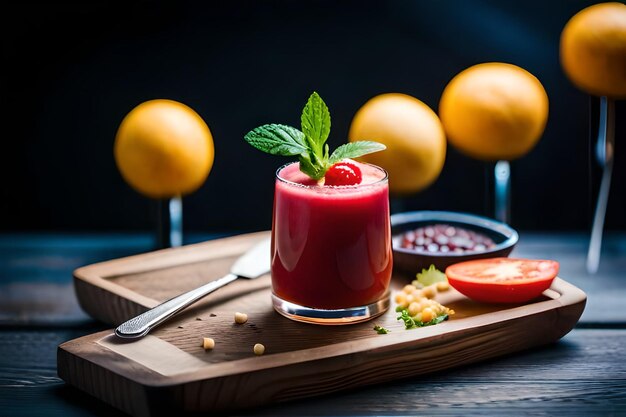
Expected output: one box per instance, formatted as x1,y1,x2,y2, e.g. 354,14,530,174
275,161,389,190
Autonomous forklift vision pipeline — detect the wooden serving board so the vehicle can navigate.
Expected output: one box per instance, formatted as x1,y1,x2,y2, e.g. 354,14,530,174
59,232,586,417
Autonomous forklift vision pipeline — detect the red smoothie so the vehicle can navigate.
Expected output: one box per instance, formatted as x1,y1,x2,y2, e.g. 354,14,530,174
271,161,393,310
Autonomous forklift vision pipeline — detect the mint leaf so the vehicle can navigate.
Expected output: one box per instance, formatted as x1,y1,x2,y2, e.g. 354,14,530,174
301,92,331,155
244,124,308,156
329,141,386,164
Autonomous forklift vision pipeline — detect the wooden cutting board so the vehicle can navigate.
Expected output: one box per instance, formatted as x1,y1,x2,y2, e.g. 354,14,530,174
58,231,586,417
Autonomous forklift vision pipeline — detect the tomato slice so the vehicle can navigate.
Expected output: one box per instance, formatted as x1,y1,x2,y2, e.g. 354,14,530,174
445,258,559,304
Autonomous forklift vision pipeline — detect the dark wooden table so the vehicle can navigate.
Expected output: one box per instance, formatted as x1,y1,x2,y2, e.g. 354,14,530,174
1,232,625,416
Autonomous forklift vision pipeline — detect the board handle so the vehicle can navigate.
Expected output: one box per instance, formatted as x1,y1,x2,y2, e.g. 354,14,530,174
115,273,239,339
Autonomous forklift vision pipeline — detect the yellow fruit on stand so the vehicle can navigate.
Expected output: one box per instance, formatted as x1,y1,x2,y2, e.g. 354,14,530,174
560,2,626,98
439,62,549,161
348,93,446,194
114,99,214,199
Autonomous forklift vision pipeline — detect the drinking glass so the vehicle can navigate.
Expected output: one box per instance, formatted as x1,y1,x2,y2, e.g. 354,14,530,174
271,161,393,324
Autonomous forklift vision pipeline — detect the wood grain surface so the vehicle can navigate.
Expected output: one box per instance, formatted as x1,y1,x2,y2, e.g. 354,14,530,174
0,328,622,417
58,232,586,416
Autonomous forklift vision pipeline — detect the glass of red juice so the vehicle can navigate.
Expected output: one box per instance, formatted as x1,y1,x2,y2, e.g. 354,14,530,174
271,161,393,324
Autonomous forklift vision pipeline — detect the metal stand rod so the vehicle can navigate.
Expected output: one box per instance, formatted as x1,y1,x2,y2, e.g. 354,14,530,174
587,97,615,274
494,160,511,224
157,196,183,249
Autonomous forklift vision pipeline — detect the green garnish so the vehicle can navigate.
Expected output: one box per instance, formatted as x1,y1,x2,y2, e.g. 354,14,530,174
244,92,386,180
373,325,390,334
397,309,449,330
413,264,448,288
397,309,416,329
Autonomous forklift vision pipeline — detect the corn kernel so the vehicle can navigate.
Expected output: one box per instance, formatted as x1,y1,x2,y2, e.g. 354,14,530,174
436,281,450,291
253,343,265,355
202,337,215,350
234,312,248,324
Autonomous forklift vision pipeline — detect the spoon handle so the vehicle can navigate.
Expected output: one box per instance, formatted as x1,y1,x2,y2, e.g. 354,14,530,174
115,273,239,339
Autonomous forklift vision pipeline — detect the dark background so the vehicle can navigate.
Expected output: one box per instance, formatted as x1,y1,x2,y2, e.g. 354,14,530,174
1,0,624,233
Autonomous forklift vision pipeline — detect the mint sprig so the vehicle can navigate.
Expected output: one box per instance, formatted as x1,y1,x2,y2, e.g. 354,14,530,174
244,92,386,180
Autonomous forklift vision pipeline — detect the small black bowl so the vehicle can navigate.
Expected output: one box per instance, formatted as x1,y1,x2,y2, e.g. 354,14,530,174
391,210,519,274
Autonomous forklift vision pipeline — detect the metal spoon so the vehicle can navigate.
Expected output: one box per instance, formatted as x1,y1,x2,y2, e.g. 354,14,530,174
115,237,271,339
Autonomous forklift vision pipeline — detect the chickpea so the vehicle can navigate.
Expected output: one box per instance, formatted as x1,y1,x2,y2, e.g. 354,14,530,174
396,281,455,327
234,312,248,324
395,292,407,306
436,281,450,291
253,343,265,355
421,307,435,322
421,285,437,299
403,284,417,294
202,337,215,350
408,302,421,316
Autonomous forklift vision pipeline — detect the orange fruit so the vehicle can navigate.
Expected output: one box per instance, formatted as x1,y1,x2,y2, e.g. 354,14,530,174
114,99,214,199
439,62,549,161
560,2,626,98
348,93,446,195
